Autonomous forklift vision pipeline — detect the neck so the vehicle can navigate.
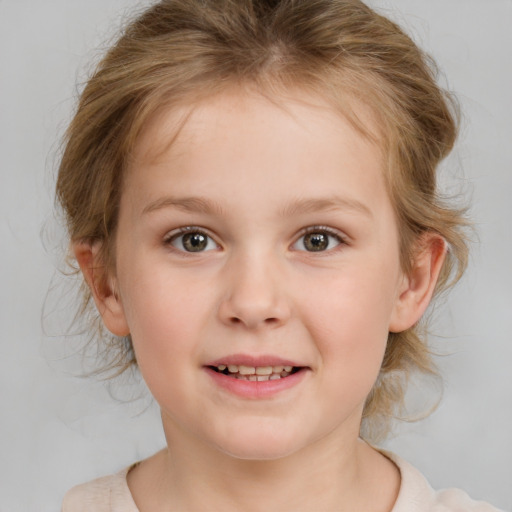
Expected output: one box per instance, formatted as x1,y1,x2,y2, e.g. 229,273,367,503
169,430,358,511
128,416,400,512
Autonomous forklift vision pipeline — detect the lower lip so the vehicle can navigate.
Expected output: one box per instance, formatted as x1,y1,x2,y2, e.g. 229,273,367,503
204,367,308,399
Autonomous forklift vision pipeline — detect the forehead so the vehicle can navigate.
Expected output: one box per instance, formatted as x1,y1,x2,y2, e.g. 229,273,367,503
128,86,384,176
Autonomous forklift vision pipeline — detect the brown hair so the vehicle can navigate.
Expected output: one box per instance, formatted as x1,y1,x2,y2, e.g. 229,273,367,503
56,0,469,441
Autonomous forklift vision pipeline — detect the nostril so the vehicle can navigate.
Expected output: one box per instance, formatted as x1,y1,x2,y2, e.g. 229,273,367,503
228,316,280,327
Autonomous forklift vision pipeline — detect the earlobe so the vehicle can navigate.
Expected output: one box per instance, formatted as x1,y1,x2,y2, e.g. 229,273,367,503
73,241,130,337
389,234,447,333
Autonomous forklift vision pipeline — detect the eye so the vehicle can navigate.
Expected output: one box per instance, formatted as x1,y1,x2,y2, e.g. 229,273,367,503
166,228,219,253
293,228,344,252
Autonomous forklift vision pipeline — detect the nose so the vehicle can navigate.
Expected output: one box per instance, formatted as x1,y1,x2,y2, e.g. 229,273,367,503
217,252,291,330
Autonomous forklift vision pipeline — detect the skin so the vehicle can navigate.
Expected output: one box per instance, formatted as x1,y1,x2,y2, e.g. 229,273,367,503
76,88,445,511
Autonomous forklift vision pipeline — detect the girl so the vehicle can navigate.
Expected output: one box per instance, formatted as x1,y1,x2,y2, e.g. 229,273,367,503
58,0,502,510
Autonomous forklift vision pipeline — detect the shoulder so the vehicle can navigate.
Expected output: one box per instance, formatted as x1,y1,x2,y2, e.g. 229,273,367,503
434,488,504,512
384,451,504,512
61,465,139,512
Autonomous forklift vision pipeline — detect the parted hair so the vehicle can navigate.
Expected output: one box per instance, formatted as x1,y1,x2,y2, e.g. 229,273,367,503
56,0,469,441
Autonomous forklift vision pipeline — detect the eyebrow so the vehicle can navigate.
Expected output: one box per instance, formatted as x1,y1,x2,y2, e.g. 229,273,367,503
142,196,225,216
142,194,372,218
279,196,373,218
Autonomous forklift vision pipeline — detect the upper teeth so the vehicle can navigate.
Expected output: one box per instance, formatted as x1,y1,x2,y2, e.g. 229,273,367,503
219,364,293,375
214,364,296,381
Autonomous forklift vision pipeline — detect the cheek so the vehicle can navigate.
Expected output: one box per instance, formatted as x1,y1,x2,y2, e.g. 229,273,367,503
300,264,399,381
116,263,212,382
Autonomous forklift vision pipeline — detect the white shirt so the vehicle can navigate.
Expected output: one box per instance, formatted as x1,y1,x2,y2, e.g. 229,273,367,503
62,452,504,511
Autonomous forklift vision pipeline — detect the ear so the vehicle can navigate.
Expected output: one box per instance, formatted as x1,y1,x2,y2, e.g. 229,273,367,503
389,234,447,333
73,241,130,337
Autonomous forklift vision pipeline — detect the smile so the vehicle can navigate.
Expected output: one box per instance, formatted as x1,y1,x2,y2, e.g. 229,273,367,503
209,364,300,381
205,357,309,399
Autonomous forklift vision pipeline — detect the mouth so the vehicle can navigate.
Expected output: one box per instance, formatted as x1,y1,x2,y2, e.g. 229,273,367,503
207,364,302,382
204,357,309,398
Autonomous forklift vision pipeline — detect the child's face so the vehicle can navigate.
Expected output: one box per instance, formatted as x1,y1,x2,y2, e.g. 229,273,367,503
108,89,410,459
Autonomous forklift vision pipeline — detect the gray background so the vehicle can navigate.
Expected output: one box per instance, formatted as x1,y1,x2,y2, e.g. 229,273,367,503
1,1,510,510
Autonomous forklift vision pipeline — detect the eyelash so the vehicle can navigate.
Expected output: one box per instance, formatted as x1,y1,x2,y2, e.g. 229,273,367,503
163,226,220,253
162,225,348,254
293,225,347,253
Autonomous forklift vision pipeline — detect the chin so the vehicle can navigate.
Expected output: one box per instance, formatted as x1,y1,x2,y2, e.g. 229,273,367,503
209,421,310,461
219,442,299,461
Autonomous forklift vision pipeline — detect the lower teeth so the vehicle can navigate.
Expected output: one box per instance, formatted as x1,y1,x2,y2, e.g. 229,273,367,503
234,372,291,381
212,366,299,380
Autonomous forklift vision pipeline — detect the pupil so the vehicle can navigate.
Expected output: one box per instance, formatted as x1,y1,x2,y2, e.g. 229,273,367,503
304,233,328,251
183,232,207,252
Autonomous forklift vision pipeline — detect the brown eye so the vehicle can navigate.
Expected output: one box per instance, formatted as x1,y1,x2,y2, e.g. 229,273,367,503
182,232,207,251
293,229,343,252
303,233,329,251
169,230,218,252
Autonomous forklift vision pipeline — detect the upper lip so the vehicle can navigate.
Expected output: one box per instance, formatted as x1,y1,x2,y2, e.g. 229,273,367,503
205,354,307,368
